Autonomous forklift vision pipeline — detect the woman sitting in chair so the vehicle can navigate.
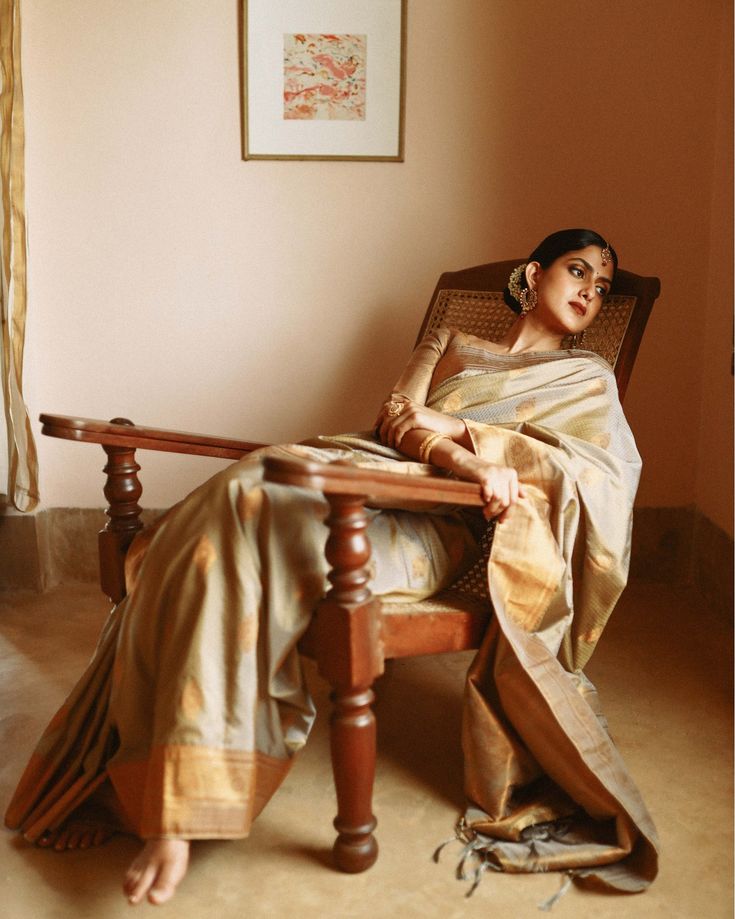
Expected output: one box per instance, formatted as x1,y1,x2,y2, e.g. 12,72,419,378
5,229,657,905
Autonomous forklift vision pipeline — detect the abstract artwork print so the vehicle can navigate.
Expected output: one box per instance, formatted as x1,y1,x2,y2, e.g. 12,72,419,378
283,33,366,120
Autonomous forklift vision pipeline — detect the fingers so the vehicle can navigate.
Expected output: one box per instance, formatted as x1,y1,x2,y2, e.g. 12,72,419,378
481,467,521,522
387,416,414,448
483,496,507,521
376,401,416,448
509,473,520,505
374,399,410,446
375,400,459,449
496,480,527,522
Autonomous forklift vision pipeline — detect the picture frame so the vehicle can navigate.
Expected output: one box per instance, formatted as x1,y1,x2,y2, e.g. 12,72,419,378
241,0,406,161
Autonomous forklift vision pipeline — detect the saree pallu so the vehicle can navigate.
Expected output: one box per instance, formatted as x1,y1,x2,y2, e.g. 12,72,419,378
422,352,658,893
5,341,658,895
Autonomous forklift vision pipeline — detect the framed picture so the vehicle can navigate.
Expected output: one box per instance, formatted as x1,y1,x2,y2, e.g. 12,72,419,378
242,0,406,161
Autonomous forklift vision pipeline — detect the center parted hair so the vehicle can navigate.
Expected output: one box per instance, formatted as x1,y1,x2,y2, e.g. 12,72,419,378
504,229,618,313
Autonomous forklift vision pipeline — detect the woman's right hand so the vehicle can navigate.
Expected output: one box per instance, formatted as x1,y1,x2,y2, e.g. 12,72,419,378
374,397,466,449
459,457,524,522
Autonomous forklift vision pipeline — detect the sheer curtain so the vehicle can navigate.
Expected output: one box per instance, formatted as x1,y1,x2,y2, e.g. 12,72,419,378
0,0,38,511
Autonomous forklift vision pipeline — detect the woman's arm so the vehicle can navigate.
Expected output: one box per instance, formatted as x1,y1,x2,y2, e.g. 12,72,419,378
396,426,523,523
374,399,472,449
373,327,523,520
374,328,472,448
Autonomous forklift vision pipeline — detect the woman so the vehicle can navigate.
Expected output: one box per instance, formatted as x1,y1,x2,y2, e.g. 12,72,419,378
5,229,658,905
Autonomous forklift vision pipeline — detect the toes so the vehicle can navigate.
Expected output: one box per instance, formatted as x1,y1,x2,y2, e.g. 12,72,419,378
123,840,190,906
34,822,114,852
76,829,95,849
53,828,72,851
123,853,146,895
125,865,158,905
148,848,189,905
148,883,176,905
123,859,145,896
66,828,84,849
92,827,110,847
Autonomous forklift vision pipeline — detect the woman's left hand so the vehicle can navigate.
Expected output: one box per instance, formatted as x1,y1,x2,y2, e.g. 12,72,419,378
374,398,465,448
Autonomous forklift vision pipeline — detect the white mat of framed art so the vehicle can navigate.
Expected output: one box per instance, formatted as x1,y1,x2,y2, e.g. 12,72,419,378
243,0,406,161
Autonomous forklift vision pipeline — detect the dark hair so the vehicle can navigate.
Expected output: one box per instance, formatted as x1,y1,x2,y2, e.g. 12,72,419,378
503,228,618,313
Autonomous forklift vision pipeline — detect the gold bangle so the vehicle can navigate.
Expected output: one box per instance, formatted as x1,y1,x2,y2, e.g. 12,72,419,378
418,432,448,464
418,433,436,463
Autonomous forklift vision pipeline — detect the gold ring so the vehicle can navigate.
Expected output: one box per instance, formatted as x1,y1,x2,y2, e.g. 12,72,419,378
386,400,405,417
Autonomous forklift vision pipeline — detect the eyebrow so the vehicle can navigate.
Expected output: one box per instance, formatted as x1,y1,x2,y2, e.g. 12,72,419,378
570,257,612,286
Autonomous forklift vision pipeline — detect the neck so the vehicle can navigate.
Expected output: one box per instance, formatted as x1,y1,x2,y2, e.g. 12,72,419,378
497,315,564,354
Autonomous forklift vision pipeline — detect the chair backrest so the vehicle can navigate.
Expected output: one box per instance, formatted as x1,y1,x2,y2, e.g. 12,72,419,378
417,260,661,403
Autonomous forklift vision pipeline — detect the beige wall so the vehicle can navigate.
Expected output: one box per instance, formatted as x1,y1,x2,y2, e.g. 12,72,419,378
21,0,732,535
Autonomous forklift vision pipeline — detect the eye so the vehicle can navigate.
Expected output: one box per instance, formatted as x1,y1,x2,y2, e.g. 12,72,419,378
595,285,608,297
569,265,584,278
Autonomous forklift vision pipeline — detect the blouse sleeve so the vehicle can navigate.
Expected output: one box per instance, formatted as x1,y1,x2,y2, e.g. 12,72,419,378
387,326,453,406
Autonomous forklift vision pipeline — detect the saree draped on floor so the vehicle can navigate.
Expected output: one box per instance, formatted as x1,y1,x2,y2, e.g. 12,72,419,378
5,328,658,893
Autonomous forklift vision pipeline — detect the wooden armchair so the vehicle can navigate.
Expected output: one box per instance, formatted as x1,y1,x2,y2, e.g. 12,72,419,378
40,260,660,873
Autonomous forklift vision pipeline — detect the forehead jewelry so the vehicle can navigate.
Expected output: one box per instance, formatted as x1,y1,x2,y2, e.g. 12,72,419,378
600,243,613,266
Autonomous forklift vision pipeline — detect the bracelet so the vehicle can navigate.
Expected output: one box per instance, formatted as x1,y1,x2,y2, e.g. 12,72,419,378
418,432,449,464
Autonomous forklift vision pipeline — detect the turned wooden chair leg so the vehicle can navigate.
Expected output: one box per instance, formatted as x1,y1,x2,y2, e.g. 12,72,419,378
97,418,144,603
316,493,384,873
329,685,378,872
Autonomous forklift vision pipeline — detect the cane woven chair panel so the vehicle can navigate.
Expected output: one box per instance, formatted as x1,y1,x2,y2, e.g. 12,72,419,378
424,289,637,369
381,591,489,617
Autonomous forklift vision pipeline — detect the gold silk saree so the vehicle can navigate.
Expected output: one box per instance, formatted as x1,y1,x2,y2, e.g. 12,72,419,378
5,327,657,896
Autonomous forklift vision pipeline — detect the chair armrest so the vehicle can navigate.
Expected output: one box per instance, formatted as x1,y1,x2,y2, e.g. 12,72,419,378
263,455,484,508
40,413,267,460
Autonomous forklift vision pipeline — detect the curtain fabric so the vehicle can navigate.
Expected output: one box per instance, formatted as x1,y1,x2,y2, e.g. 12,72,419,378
0,0,38,511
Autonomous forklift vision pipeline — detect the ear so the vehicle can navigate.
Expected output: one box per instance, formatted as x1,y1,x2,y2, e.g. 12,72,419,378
525,261,542,291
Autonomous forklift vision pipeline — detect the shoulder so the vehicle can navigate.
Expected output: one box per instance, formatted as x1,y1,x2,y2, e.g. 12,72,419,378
566,348,615,376
431,327,504,354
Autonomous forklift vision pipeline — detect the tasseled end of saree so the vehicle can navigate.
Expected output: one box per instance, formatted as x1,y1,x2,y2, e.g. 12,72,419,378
537,872,575,911
432,817,578,910
432,817,502,898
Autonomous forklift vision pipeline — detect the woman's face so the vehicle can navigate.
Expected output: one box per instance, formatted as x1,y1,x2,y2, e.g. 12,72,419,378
527,245,613,336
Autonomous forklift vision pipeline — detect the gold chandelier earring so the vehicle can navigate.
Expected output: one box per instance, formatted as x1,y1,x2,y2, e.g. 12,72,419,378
519,287,538,317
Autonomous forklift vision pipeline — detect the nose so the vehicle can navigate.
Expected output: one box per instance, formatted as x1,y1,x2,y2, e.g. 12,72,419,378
580,279,595,301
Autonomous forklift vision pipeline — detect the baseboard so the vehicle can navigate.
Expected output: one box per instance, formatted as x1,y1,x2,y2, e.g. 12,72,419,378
629,506,696,582
2,505,733,616
690,510,734,619
0,507,163,592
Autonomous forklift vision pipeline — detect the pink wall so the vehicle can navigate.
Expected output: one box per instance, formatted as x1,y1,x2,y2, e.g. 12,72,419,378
20,0,732,535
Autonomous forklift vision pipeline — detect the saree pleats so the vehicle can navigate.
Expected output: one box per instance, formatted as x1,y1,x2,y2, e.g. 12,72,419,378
5,605,121,840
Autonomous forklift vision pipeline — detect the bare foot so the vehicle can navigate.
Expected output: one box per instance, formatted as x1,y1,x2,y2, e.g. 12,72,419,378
36,820,116,851
34,780,128,851
123,839,190,905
